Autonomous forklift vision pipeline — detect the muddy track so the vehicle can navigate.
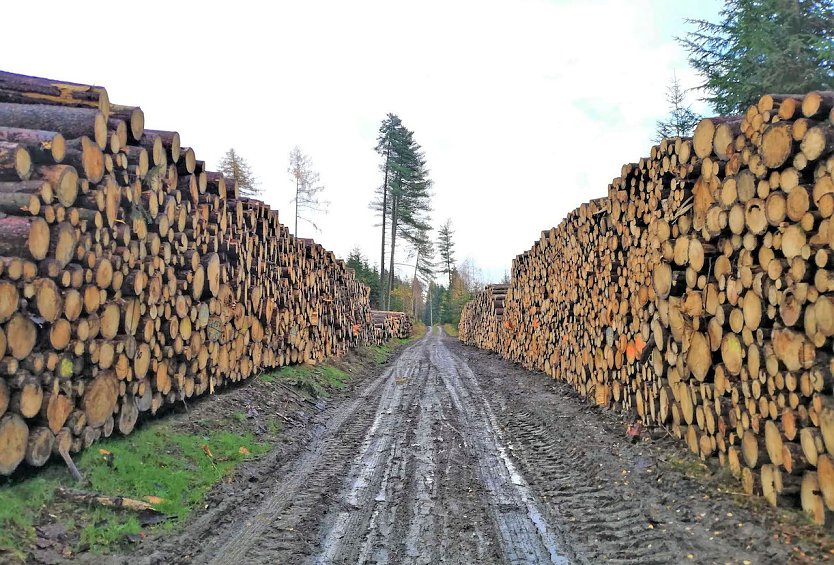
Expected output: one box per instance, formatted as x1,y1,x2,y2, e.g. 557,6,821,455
199,327,567,564
105,328,799,564
445,336,792,565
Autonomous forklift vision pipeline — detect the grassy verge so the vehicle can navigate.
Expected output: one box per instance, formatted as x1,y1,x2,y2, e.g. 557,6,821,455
262,329,426,392
261,363,351,397
0,421,269,562
364,322,427,366
443,323,459,337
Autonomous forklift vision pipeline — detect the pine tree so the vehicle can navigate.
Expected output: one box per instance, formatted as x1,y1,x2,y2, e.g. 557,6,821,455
219,148,260,198
371,115,432,310
288,146,328,235
388,129,432,309
373,114,403,307
346,247,380,307
436,219,455,288
413,237,435,284
680,0,834,114
655,73,701,141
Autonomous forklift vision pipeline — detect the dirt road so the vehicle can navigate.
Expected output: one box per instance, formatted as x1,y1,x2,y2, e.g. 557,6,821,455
124,327,799,564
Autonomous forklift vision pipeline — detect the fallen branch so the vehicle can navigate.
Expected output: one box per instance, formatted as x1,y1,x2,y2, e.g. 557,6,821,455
57,447,85,484
56,486,154,511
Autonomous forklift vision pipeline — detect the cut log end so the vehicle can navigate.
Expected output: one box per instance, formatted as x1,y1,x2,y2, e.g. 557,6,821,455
0,413,29,475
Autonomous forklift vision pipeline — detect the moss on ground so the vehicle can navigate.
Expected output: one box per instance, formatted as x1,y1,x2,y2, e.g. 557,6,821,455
261,363,351,397
658,453,710,479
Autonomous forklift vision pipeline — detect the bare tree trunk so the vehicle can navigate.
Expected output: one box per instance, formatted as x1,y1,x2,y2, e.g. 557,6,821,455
413,251,420,318
378,146,389,307
294,177,299,235
428,284,433,326
387,192,398,310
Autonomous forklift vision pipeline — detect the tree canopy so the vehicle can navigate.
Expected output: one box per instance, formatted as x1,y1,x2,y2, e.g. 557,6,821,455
680,0,834,114
371,113,433,310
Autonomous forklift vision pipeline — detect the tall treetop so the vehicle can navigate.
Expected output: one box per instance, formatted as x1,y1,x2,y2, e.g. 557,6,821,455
220,148,260,198
289,146,328,235
655,73,701,141
680,0,834,114
437,219,456,287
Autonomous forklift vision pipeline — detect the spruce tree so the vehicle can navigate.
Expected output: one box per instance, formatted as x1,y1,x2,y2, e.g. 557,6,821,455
373,114,403,307
219,148,260,198
655,74,701,141
436,219,456,288
371,115,432,310
346,247,380,307
680,0,834,114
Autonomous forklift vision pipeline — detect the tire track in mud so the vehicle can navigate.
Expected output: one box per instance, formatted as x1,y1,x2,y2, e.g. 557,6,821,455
314,328,567,564
204,342,428,565
445,335,792,565
314,337,433,564
338,337,500,565
428,336,569,564
94,327,798,565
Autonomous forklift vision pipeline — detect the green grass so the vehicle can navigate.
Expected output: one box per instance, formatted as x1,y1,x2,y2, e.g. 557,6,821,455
79,509,141,550
77,424,269,521
261,363,351,398
443,323,459,337
366,337,416,365
0,421,269,558
0,477,57,561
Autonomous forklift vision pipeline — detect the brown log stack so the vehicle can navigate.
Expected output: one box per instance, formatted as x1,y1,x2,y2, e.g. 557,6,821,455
460,90,834,524
459,284,508,351
371,310,413,341
0,71,410,476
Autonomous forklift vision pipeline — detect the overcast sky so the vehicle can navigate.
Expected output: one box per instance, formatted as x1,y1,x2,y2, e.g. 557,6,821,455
5,0,721,284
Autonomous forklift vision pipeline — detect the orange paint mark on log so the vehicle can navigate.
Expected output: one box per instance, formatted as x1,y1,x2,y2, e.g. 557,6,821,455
635,335,646,354
626,342,637,363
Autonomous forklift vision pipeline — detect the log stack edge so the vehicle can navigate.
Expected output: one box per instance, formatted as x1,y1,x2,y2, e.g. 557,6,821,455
459,90,834,523
0,71,411,476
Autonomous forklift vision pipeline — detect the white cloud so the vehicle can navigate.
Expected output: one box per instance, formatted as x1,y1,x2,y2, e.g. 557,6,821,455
3,0,721,284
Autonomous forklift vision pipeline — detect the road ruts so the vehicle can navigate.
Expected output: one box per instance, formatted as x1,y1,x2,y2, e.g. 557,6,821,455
444,335,793,565
315,327,567,565
198,326,569,565
91,327,801,565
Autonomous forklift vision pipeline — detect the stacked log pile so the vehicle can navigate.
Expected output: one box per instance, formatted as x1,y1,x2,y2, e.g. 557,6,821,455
459,284,508,350
371,310,413,340
0,71,405,476
459,90,834,523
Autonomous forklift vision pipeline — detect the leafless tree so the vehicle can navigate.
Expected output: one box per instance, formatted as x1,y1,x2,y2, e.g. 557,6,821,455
288,146,328,235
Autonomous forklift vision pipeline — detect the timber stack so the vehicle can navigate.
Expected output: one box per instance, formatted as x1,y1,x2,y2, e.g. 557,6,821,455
459,283,508,351
0,71,407,477
371,310,413,340
460,90,834,523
